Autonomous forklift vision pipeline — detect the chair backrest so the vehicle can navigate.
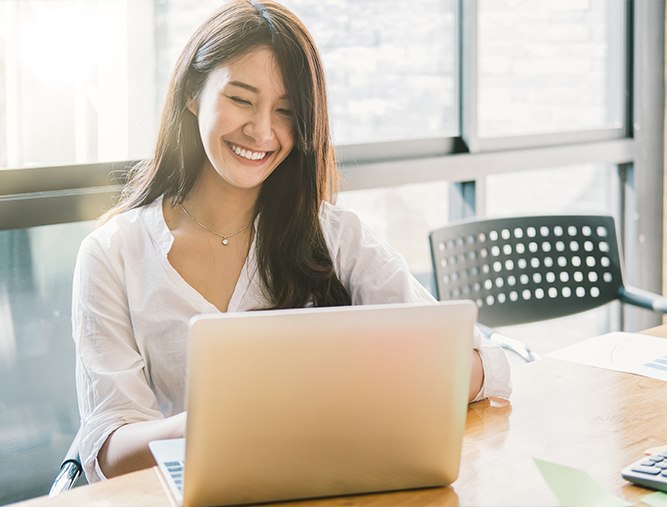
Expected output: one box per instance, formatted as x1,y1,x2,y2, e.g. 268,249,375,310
429,215,625,326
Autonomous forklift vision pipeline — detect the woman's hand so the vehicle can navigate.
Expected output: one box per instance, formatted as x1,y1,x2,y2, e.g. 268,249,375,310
99,411,187,478
169,411,187,438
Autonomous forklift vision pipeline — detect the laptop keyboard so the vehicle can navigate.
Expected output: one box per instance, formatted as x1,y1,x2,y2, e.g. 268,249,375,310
164,460,184,493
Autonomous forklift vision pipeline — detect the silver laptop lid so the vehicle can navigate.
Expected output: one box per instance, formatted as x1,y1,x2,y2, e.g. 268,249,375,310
183,301,477,507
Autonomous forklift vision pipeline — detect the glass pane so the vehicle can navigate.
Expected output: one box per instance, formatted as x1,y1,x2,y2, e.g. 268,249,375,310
337,180,450,293
486,164,617,216
485,164,619,364
0,221,94,504
282,0,458,144
477,0,625,137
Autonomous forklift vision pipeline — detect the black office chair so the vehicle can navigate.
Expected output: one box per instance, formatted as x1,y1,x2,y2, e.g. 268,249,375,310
429,215,667,362
49,428,83,496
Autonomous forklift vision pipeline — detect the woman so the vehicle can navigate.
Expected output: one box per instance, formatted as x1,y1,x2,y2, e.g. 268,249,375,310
73,0,511,483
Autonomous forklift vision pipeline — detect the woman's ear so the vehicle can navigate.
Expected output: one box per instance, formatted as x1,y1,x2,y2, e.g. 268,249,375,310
186,96,198,116
184,75,199,116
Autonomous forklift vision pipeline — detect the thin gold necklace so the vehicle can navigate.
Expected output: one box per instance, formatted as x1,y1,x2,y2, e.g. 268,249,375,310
179,203,253,246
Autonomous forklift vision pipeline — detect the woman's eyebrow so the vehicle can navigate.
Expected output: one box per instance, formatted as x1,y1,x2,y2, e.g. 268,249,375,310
228,80,289,100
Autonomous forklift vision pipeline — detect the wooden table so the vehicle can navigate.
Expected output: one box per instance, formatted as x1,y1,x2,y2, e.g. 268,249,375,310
14,325,667,506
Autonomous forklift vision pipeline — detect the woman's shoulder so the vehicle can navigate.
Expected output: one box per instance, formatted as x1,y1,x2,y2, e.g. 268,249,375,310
319,200,364,230
80,198,165,256
319,200,383,254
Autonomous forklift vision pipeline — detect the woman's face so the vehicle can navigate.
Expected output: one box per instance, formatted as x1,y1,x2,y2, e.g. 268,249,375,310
190,46,295,192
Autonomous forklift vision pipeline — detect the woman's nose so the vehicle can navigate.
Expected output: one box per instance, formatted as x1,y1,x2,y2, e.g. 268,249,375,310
243,109,274,144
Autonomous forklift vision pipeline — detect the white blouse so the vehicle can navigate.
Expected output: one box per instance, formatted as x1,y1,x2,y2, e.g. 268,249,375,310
72,196,511,482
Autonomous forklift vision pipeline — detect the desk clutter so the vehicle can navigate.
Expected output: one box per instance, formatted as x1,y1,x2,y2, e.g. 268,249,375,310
535,456,667,507
622,453,667,494
546,332,667,381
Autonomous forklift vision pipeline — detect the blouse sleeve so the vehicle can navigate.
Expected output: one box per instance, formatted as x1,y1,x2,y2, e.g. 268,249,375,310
321,203,511,401
321,206,434,305
72,234,163,482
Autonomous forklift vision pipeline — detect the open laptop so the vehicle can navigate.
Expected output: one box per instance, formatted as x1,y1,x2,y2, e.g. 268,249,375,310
149,300,477,507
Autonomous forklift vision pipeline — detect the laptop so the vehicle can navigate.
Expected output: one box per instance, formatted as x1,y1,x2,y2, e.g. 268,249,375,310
149,300,477,507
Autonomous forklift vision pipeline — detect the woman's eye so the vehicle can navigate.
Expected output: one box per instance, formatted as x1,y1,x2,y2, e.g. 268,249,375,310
227,96,251,106
277,108,293,117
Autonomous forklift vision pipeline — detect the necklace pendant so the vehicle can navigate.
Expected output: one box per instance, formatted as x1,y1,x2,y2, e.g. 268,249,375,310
221,238,229,246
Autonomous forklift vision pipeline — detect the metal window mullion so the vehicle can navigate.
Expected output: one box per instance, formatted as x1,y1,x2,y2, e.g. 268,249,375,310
460,0,480,154
625,0,664,331
448,181,476,222
0,186,121,230
450,0,481,225
339,138,634,190
619,162,637,331
475,128,626,152
624,0,635,137
0,161,133,196
335,137,463,166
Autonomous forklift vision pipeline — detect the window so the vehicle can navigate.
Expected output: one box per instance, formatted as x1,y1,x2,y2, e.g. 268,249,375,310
486,164,617,216
477,0,626,138
0,0,459,170
158,0,460,145
283,0,459,144
0,1,156,169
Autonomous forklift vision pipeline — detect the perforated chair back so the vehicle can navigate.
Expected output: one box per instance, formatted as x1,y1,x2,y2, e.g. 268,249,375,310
429,215,624,327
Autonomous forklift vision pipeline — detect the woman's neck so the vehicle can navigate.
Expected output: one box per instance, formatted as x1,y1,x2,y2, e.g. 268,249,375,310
182,164,259,232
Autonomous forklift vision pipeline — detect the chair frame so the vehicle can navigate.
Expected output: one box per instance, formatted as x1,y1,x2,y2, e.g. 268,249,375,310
430,214,667,361
49,429,82,496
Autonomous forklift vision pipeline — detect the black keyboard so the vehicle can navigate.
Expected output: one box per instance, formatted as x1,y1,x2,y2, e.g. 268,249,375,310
622,452,667,492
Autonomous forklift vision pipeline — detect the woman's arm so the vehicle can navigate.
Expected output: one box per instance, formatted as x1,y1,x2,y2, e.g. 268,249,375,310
74,234,167,481
98,412,187,478
469,349,485,402
320,204,510,402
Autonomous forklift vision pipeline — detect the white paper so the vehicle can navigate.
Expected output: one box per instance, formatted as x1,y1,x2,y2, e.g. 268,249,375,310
546,332,667,381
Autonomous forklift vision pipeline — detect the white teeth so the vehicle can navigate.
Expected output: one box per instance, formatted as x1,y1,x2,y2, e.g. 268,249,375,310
229,143,268,161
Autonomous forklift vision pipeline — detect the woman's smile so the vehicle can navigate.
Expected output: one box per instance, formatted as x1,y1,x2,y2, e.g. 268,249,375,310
225,141,271,163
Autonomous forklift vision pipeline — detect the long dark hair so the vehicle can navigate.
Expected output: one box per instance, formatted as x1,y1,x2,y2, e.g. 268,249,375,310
103,0,351,308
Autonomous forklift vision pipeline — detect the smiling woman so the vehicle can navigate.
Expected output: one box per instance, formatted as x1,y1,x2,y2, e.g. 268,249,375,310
70,0,509,485
99,0,348,311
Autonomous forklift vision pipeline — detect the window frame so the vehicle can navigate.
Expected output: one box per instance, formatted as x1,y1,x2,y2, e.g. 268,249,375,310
461,0,631,150
0,0,662,331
